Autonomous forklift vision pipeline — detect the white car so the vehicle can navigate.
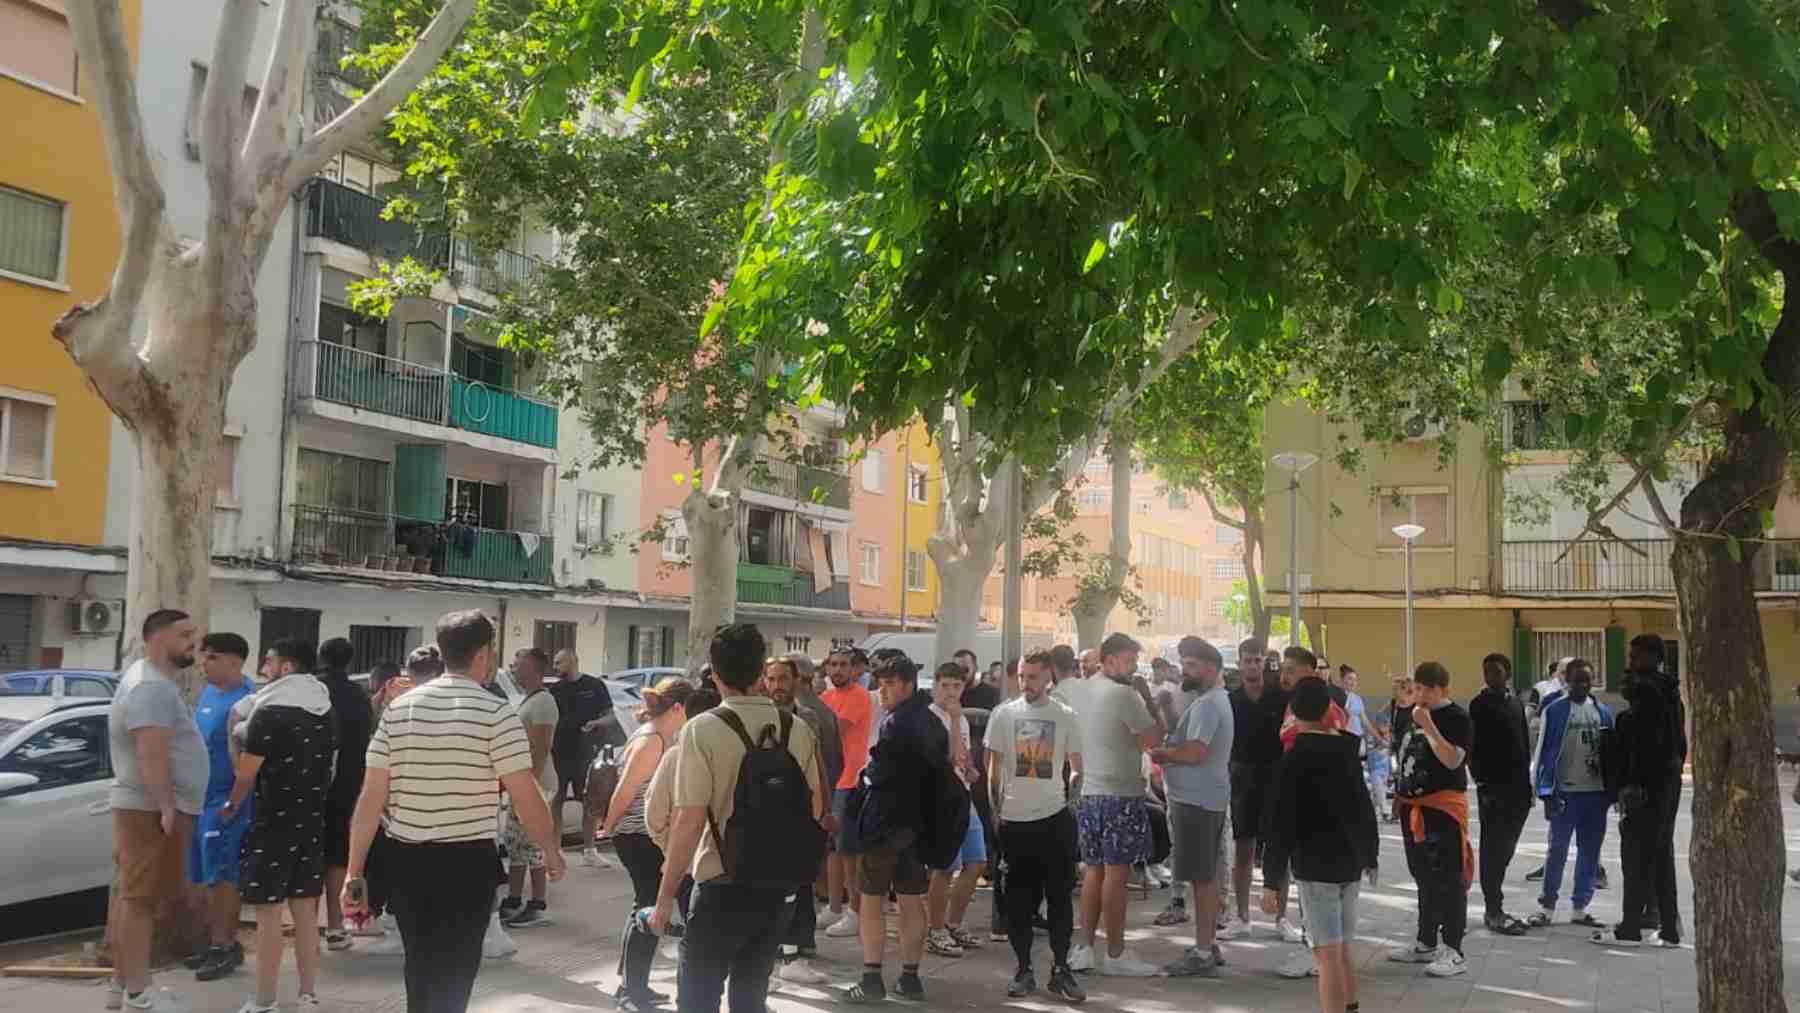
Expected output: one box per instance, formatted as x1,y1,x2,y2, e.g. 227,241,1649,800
0,697,116,907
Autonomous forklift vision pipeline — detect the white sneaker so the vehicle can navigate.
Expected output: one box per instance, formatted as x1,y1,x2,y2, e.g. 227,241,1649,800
296,995,322,1010
1277,917,1305,943
124,988,192,1013
104,982,123,1010
231,1001,275,1013
582,847,618,870
1216,916,1253,940
1277,950,1319,979
378,912,398,934
1096,949,1158,978
823,909,860,938
482,915,517,959
778,957,829,984
1426,946,1468,978
1388,942,1437,964
364,932,406,956
816,909,844,931
1066,944,1095,972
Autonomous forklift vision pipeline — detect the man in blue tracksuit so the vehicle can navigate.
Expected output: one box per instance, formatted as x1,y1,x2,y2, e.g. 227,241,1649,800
1528,659,1613,929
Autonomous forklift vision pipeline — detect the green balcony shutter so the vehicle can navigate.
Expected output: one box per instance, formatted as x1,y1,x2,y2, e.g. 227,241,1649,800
659,626,674,666
393,444,446,521
1511,621,1534,693
626,625,639,667
1604,622,1627,689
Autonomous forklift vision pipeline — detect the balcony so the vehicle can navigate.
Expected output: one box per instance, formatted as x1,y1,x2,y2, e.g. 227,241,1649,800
745,456,851,510
452,237,545,299
1502,401,1565,452
290,505,553,585
1502,538,1676,593
304,178,451,267
296,341,558,450
736,562,852,610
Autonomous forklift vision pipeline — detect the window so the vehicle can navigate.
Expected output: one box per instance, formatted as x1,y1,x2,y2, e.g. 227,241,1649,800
317,151,405,197
832,636,857,651
1532,630,1607,690
1216,526,1244,546
828,529,850,577
0,0,78,96
349,625,413,673
0,391,53,483
860,542,881,585
1211,558,1243,580
905,550,928,592
182,63,261,161
660,510,690,562
257,607,321,665
66,677,112,698
629,625,673,667
784,635,812,654
1168,491,1189,510
535,620,577,657
1078,488,1107,510
1213,599,1230,617
861,450,883,493
297,449,388,513
317,301,386,354
215,434,240,507
0,715,109,792
0,186,65,285
907,465,928,504
1376,487,1452,548
576,491,612,547
445,478,508,530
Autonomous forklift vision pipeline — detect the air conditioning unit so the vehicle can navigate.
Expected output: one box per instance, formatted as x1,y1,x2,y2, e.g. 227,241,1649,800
1402,410,1446,442
68,598,125,637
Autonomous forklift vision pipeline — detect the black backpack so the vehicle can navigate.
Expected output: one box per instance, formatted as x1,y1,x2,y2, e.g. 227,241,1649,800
706,708,827,889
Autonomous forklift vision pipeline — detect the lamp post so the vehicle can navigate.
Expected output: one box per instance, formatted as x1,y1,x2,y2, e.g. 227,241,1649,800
1392,523,1425,677
1270,452,1319,645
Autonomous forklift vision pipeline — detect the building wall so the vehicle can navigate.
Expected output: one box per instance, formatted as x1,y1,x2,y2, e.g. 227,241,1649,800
898,421,941,623
849,429,902,616
0,0,139,547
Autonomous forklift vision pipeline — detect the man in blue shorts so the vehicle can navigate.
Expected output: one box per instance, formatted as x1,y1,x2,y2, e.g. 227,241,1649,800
186,632,256,981
924,664,988,958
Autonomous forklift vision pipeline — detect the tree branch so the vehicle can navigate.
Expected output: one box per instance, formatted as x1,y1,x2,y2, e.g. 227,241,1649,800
201,0,261,249
1198,485,1247,531
281,0,479,196
243,0,316,250
1550,401,1703,563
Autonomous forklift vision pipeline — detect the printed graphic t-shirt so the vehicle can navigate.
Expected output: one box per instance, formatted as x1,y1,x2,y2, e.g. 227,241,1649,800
984,695,1081,823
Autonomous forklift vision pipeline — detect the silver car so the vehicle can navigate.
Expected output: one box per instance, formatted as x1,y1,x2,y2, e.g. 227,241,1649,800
0,697,116,907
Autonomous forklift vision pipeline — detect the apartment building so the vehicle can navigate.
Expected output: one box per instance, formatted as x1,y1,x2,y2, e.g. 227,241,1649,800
0,0,138,672
1262,394,1800,704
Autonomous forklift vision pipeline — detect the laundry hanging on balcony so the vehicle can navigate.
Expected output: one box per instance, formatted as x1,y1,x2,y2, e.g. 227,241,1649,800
517,532,543,558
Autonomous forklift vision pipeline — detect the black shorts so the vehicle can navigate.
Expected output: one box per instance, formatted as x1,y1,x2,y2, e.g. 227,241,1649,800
1229,763,1275,841
240,828,326,905
859,831,928,897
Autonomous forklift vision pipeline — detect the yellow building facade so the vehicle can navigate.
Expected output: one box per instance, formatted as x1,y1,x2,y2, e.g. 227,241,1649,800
898,419,941,622
0,0,135,546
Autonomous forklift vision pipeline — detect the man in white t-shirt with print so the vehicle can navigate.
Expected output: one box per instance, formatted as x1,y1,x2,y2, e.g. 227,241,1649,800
501,648,561,928
986,650,1086,1003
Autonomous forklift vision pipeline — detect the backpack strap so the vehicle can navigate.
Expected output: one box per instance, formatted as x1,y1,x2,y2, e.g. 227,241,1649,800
704,707,762,876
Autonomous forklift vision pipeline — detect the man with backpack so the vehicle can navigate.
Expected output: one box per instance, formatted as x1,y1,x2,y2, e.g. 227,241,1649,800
648,624,826,1013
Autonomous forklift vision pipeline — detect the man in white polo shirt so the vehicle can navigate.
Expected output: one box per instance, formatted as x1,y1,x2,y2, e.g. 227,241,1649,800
342,611,565,1013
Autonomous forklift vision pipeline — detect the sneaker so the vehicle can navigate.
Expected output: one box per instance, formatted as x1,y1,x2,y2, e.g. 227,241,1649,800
1153,901,1190,926
1524,865,1545,882
194,944,243,981
816,908,844,931
104,981,123,1011
893,973,926,1003
1066,944,1095,972
824,909,860,938
926,927,964,958
124,989,192,1013
1655,936,1684,949
504,900,552,928
1210,943,1227,966
1216,916,1252,940
1277,917,1305,944
1591,930,1642,948
378,912,398,934
364,933,406,956
497,896,524,921
183,946,219,971
1096,949,1158,978
324,929,353,952
947,926,982,949
1570,911,1603,929
482,915,517,959
990,927,1010,943
296,995,322,1010
231,1001,277,1013
1047,967,1087,1003
1162,946,1221,978
1276,949,1318,979
778,957,829,984
1527,909,1555,928
1007,967,1037,998
1387,942,1437,964
1426,946,1467,978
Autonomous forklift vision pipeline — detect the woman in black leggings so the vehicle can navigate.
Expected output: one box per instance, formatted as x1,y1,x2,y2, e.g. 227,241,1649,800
604,677,699,1012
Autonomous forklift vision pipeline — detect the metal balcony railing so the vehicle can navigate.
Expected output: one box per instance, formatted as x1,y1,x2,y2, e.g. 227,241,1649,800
736,562,852,610
289,505,553,585
449,377,558,449
304,178,451,267
451,237,545,297
297,340,449,425
746,456,851,509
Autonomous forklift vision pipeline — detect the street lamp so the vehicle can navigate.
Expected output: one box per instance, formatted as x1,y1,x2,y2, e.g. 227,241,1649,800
1392,523,1425,678
1271,452,1319,644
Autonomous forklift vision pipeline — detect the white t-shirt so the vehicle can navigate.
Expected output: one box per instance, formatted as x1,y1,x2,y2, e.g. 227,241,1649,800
1557,698,1605,793
930,703,975,787
985,695,1081,823
517,689,562,797
1071,677,1155,798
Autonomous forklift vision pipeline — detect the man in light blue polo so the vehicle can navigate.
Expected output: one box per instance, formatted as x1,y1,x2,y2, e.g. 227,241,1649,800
186,632,257,982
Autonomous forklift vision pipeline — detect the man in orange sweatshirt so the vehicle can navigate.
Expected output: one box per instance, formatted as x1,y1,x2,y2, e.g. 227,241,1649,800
1388,661,1474,979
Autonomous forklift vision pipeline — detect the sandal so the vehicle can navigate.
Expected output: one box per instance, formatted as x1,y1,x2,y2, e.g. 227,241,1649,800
1487,914,1529,936
1526,911,1553,928
840,981,886,1005
1570,912,1603,928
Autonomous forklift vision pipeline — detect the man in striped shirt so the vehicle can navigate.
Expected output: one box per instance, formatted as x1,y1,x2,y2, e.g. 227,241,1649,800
342,610,565,1013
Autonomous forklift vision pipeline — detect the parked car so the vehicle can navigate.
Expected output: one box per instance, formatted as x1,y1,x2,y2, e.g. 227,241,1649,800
605,666,690,694
0,697,115,907
1,670,118,699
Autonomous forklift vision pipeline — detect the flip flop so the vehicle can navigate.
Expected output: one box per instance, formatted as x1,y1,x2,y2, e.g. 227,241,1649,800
1490,915,1529,936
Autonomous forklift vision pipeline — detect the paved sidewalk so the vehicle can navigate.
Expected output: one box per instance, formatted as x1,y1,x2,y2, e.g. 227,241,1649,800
7,776,1800,1013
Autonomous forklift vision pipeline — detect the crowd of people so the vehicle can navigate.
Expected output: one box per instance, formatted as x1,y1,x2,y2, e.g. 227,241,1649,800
100,607,1690,1013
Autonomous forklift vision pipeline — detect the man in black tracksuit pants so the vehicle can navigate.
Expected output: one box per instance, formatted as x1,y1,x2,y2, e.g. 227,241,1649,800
1602,636,1685,946
1468,654,1533,936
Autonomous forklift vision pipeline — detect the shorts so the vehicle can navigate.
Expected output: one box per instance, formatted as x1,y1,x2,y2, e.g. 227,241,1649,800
933,802,988,872
1167,801,1226,884
501,806,545,869
239,827,326,905
832,788,855,851
1298,879,1359,946
1075,795,1150,867
189,801,252,886
1229,763,1274,841
115,808,194,903
858,830,928,897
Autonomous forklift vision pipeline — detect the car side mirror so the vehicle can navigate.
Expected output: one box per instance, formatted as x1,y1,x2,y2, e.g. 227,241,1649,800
0,771,42,796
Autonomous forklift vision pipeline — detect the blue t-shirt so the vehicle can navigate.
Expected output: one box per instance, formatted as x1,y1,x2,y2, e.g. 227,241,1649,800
1162,685,1234,811
196,681,256,804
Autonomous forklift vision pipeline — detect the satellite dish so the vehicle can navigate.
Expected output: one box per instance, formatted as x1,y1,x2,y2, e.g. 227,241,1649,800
1404,413,1431,439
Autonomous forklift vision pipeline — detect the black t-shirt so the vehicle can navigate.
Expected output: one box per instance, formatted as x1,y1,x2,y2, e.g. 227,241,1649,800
1229,685,1289,767
243,705,337,835
1388,701,1414,758
320,671,372,807
1395,701,1472,797
549,675,614,747
960,682,1000,712
1467,687,1530,789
